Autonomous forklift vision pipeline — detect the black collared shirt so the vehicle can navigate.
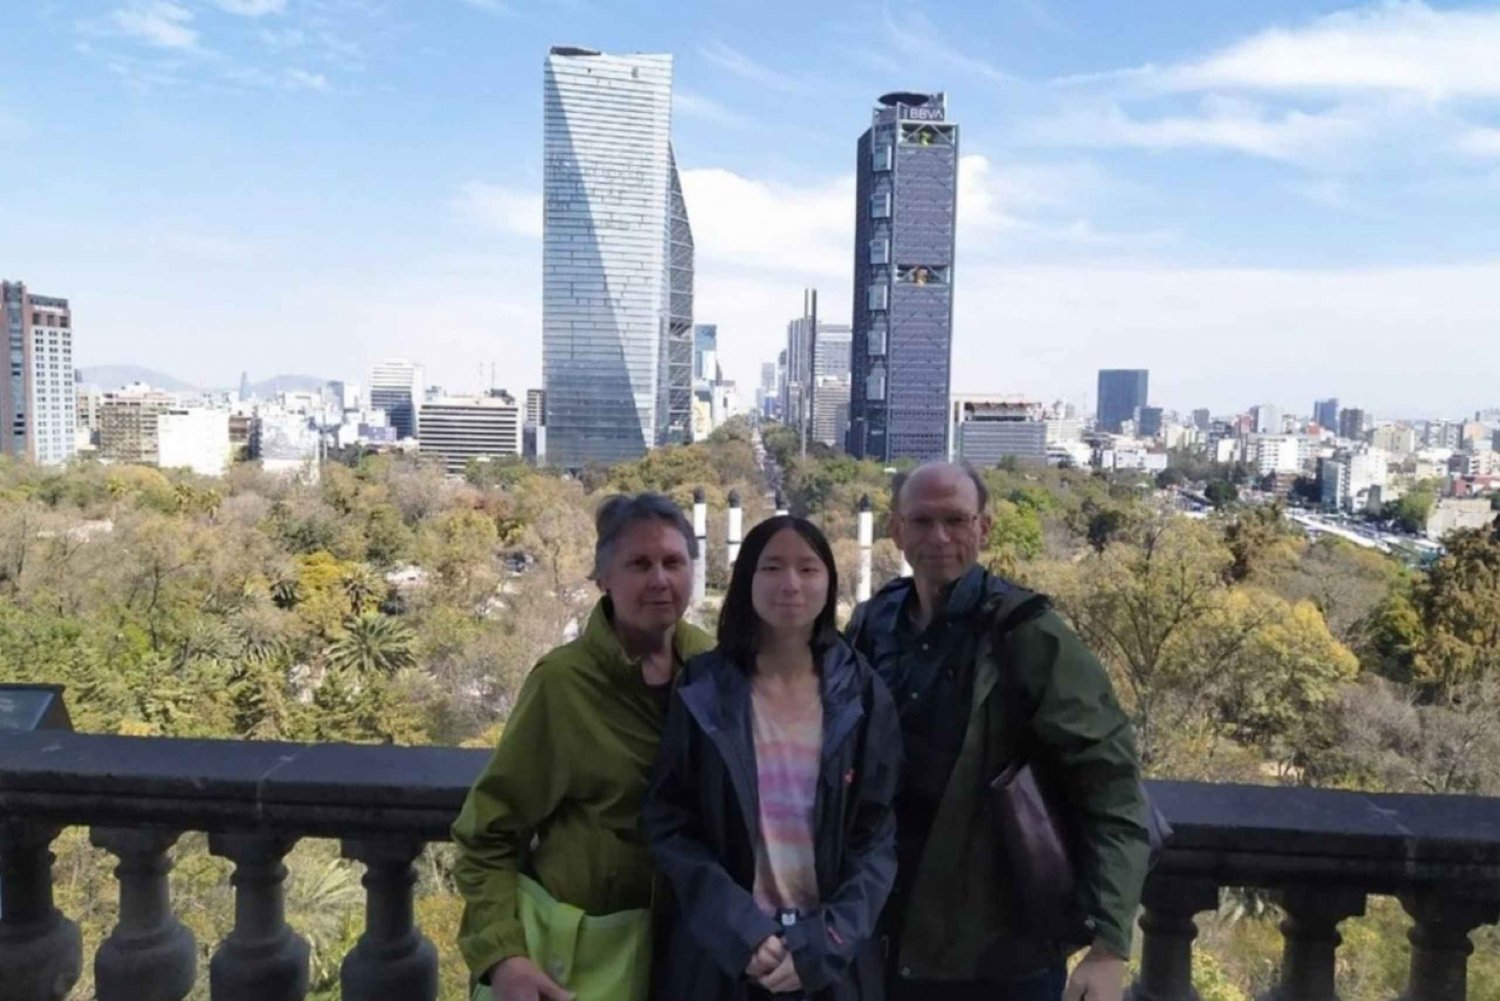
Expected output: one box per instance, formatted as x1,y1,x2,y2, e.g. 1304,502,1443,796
850,565,998,928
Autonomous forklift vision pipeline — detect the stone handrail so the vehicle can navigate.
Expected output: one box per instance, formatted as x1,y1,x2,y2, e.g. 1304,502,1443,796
2,732,1498,1001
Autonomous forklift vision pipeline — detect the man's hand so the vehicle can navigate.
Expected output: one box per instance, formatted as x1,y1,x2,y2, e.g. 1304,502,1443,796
1064,943,1126,1001
745,934,787,980
488,956,574,1001
757,952,804,994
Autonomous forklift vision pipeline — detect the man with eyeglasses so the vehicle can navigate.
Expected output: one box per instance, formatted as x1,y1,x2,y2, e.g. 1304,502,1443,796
847,462,1149,1001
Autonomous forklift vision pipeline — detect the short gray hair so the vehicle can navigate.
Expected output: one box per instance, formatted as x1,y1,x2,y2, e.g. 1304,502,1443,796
891,461,989,515
592,492,698,581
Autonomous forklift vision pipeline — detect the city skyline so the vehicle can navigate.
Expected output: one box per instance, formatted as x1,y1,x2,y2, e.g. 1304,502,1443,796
7,3,1500,417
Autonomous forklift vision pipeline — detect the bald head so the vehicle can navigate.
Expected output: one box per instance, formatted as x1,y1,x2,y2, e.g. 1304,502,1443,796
891,462,988,517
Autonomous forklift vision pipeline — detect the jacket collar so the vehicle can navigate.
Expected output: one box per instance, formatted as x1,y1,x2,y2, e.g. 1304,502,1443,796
577,596,707,689
895,563,992,629
677,642,869,830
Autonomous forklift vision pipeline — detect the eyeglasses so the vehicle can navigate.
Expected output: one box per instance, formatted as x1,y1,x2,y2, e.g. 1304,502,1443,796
901,513,980,535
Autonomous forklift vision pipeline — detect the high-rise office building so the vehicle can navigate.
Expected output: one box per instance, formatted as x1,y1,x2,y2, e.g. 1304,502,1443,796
542,46,692,467
1192,408,1212,431
418,391,522,475
1339,408,1368,442
525,388,546,428
369,359,422,440
98,384,175,465
814,324,852,381
849,92,959,462
811,376,851,451
1314,398,1339,432
694,324,718,382
1138,406,1165,438
783,290,833,448
1253,404,1282,435
952,398,1048,467
1096,370,1149,434
2,281,76,467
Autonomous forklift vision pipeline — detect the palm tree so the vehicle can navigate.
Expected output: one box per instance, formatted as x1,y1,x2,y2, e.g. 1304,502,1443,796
325,612,416,676
339,565,386,616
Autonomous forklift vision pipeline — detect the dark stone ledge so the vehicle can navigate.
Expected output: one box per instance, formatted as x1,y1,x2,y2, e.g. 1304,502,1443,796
2,734,1499,892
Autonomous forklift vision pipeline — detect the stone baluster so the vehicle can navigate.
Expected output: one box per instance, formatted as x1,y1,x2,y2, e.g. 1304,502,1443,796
0,821,83,1001
1399,890,1500,1001
208,833,309,1001
92,828,197,1001
339,838,437,1001
1128,876,1219,1001
1269,886,1365,1001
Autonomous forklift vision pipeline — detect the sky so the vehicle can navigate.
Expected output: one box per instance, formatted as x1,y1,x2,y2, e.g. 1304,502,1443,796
5,0,1500,419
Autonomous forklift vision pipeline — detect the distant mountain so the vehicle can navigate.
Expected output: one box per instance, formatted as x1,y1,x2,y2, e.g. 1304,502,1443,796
77,365,197,392
75,367,335,398
245,374,332,398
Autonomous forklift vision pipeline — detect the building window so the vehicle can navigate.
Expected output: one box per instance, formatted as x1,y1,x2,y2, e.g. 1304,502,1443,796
897,264,948,285
867,323,887,357
866,365,887,402
899,122,956,146
870,192,891,219
868,285,888,311
869,239,890,265
872,145,893,172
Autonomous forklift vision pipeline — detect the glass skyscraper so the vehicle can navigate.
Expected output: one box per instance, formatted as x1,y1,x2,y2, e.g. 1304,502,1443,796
848,92,959,463
542,46,693,468
1097,369,1150,434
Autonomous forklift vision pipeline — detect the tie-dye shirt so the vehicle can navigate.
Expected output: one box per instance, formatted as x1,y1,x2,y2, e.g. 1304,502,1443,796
750,688,824,917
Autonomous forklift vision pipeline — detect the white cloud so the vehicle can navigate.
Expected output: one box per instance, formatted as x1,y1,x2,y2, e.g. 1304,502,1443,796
108,1,197,50
1038,3,1500,167
879,6,1012,84
698,41,803,93
1456,126,1500,157
1029,96,1374,166
455,183,543,238
1160,1,1500,101
456,0,509,12
209,0,287,16
284,68,329,91
674,90,750,129
948,259,1500,417
679,168,852,279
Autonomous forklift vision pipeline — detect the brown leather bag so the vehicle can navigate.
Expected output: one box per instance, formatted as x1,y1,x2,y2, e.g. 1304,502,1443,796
983,595,1171,947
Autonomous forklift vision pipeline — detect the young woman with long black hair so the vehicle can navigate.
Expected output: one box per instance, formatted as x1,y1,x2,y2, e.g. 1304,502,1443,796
644,515,901,1001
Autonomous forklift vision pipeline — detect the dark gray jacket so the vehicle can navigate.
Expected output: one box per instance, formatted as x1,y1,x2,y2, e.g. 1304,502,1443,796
643,641,901,1001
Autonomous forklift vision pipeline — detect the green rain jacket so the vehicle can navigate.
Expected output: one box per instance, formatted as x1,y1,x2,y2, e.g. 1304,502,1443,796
848,570,1150,979
451,598,715,980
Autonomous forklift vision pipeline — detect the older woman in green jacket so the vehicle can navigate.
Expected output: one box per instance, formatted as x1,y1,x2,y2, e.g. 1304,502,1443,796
452,493,715,1001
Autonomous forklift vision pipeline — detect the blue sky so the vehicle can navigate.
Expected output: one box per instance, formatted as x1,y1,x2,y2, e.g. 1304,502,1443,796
5,0,1500,418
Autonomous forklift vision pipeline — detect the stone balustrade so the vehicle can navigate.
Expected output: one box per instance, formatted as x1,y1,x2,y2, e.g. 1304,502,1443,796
2,732,1498,1001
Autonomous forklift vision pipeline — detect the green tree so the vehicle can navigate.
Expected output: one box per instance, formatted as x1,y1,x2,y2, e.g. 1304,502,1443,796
1409,521,1500,690
326,613,417,676
1384,486,1437,534
1205,481,1240,509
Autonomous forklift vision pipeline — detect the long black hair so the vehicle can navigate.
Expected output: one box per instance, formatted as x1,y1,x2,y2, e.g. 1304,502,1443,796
717,515,840,671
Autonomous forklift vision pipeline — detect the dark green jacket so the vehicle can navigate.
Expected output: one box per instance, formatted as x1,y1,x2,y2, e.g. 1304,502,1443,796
450,598,715,979
848,569,1149,977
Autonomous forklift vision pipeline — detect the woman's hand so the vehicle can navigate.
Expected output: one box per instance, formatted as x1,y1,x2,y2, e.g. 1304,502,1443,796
488,956,575,1001
757,951,804,994
744,934,787,980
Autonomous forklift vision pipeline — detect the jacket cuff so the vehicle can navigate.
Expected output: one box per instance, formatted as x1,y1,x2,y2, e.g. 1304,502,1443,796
464,929,527,983
783,913,837,992
717,911,781,980
1089,914,1132,960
